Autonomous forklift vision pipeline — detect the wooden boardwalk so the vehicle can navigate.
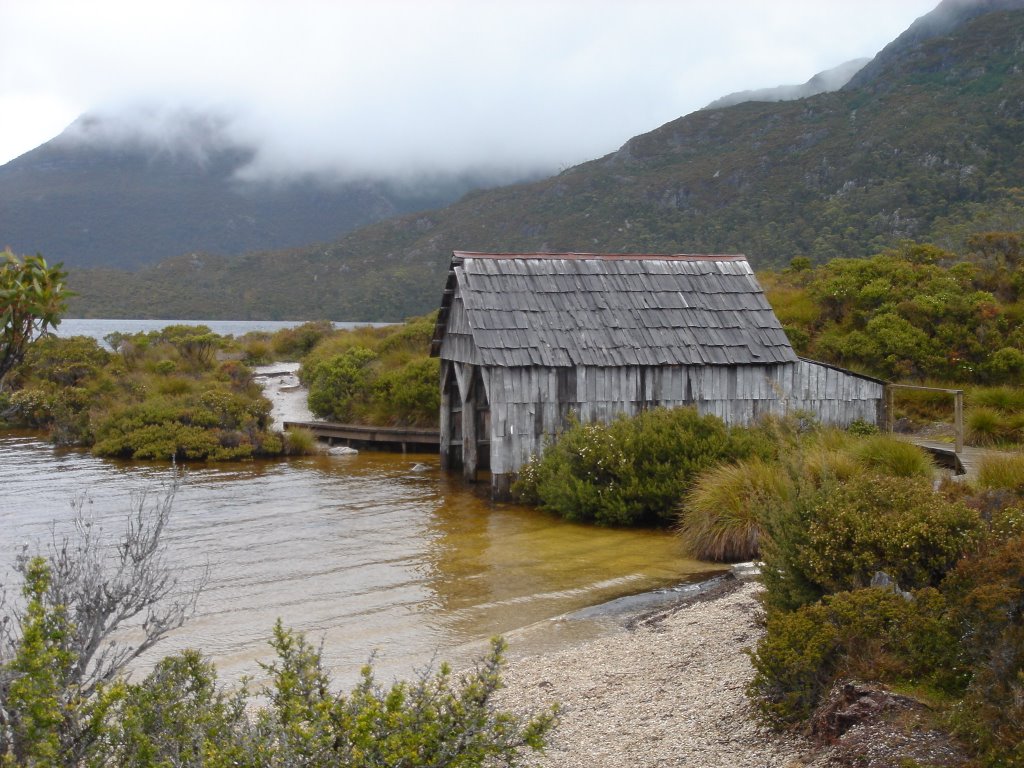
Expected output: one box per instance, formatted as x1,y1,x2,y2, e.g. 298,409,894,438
283,421,440,453
901,436,1019,482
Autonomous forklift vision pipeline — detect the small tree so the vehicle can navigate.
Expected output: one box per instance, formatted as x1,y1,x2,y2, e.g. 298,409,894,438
0,479,204,766
0,250,68,390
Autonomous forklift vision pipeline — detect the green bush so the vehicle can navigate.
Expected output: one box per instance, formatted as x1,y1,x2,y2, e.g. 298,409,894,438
846,418,880,436
305,347,378,422
677,458,791,561
943,534,1024,767
513,407,766,526
21,335,112,387
373,357,440,426
748,586,956,727
271,320,335,358
759,473,983,612
91,387,280,461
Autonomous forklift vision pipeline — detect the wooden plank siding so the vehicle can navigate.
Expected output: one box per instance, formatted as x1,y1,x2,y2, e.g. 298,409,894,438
483,359,884,476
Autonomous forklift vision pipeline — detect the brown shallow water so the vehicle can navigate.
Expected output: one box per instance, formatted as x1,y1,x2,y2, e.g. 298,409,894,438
0,433,722,686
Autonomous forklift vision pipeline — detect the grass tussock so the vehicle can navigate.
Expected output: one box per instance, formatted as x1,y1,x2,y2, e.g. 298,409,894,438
977,452,1024,494
677,458,791,562
849,435,935,478
966,405,1024,446
283,426,320,456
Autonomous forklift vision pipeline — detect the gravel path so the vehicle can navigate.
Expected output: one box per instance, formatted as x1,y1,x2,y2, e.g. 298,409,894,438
252,362,315,428
498,579,814,768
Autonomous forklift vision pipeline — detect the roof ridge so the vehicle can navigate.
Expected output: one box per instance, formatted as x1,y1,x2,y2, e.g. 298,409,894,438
452,251,746,262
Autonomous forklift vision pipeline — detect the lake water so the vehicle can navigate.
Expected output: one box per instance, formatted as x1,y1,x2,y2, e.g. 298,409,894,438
1,343,722,687
0,436,720,686
56,318,388,344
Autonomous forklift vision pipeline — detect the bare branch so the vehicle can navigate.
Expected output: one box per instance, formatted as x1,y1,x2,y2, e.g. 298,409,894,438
20,475,206,698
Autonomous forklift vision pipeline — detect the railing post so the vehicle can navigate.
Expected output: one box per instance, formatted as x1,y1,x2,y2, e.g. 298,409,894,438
954,390,964,454
886,385,895,434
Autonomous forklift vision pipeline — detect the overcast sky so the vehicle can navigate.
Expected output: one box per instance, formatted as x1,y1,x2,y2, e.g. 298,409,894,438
1,0,939,179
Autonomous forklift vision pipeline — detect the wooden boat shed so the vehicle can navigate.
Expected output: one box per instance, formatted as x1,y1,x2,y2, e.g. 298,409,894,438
429,251,885,497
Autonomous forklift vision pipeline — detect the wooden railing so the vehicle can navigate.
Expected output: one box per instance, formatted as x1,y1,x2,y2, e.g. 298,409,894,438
884,384,964,453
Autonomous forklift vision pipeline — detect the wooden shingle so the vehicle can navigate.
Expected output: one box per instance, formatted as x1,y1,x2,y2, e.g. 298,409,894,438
431,251,799,368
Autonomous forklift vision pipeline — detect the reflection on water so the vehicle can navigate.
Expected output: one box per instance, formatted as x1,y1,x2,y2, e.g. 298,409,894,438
0,434,721,685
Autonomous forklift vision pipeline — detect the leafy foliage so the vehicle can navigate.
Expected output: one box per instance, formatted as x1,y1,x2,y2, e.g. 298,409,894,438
513,407,768,526
748,586,957,726
758,473,982,613
2,328,284,460
299,314,440,427
0,250,68,390
762,235,1024,388
748,470,1024,767
0,484,203,766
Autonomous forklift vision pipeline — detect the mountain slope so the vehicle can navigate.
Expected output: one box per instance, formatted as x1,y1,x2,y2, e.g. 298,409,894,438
0,113,517,270
68,0,1024,320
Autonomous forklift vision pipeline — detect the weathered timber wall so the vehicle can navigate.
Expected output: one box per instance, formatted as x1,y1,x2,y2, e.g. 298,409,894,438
480,360,883,476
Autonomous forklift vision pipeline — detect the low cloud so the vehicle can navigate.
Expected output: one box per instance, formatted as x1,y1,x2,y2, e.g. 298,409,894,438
2,1,939,177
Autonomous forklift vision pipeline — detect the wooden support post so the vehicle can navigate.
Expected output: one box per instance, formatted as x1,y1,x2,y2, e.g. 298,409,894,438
439,363,451,470
462,365,478,482
954,390,964,454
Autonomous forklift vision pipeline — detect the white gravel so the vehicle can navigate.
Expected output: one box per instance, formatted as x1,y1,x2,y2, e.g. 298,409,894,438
498,580,815,768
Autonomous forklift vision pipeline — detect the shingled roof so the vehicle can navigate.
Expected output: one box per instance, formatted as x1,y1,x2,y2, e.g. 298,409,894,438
430,252,798,367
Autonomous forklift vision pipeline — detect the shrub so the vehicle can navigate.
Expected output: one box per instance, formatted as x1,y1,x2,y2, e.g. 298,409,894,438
305,347,378,422
270,320,335,358
759,473,983,612
846,418,879,436
943,534,1024,766
849,435,934,478
514,407,764,526
373,357,440,426
21,335,112,387
242,337,272,364
749,586,956,727
677,458,791,561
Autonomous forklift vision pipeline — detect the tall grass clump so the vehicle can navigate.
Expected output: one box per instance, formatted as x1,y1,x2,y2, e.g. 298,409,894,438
977,452,1024,494
800,446,863,484
970,385,1024,412
849,435,934,477
283,426,320,456
677,457,791,561
967,406,1018,446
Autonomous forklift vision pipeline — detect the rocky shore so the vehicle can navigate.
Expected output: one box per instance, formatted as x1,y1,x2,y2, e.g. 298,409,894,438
497,576,813,768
